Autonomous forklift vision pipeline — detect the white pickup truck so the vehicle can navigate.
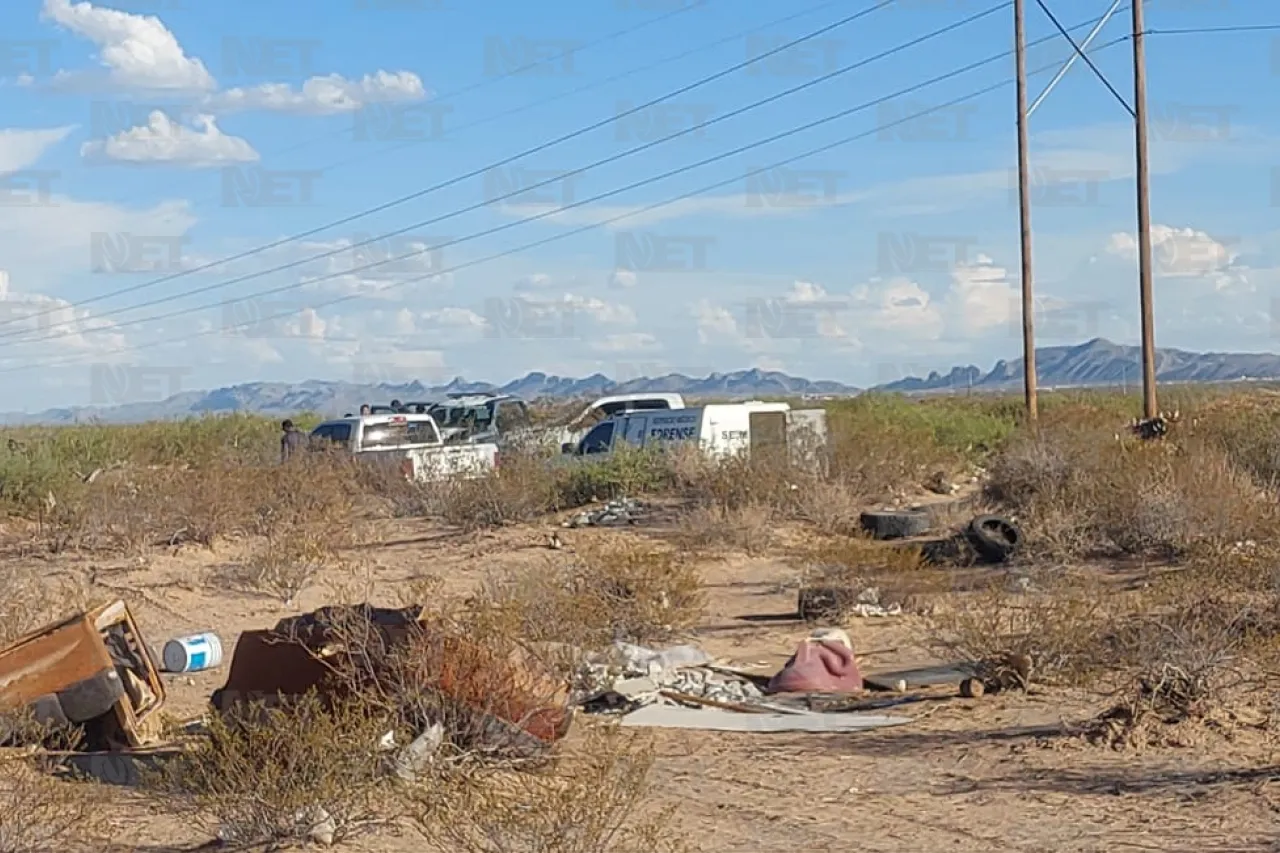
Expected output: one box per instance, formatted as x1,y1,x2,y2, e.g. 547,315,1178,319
308,412,497,481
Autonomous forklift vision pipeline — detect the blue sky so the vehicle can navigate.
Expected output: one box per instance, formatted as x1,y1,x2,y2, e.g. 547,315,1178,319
0,0,1276,411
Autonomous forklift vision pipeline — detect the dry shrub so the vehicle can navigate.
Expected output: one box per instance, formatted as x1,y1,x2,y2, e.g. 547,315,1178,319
210,457,360,603
413,724,683,853
471,539,704,652
792,536,944,615
674,502,777,556
147,691,393,848
0,565,89,646
987,422,1275,560
429,450,561,531
0,764,109,853
935,573,1130,685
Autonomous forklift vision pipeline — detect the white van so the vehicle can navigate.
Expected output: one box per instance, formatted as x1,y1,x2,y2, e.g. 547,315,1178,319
552,392,685,451
563,401,828,465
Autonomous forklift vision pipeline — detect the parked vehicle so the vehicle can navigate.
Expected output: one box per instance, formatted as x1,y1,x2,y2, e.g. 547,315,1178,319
308,412,497,481
425,392,533,446
561,400,828,469
552,392,686,450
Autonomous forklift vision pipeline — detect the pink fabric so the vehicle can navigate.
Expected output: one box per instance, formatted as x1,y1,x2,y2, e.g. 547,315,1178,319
765,640,863,694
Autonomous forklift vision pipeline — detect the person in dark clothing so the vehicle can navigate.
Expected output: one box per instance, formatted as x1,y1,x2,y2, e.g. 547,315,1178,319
280,419,305,462
390,399,403,412
360,404,371,416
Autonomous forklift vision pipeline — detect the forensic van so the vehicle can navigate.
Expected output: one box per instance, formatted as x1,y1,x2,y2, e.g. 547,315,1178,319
562,401,828,465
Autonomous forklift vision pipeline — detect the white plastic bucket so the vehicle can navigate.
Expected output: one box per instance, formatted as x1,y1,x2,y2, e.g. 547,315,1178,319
162,632,224,674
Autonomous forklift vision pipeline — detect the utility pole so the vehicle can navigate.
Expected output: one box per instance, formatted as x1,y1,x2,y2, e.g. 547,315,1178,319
1131,0,1158,418
1014,0,1038,421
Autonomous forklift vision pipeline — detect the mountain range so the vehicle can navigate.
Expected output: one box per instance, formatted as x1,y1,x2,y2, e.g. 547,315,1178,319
7,338,1280,425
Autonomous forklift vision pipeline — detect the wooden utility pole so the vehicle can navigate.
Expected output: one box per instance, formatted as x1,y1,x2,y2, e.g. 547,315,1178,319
1014,0,1038,420
1130,0,1158,418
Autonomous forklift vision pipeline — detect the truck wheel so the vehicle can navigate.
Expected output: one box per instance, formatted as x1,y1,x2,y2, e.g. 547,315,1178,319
859,510,931,540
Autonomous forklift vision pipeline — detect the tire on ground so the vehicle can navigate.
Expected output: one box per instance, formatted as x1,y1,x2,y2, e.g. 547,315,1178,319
964,515,1022,563
859,510,932,540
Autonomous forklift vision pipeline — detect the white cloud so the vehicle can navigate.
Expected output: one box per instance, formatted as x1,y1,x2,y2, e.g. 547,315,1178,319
0,269,128,358
851,278,945,340
513,273,553,292
592,332,659,353
80,111,258,167
1107,224,1245,290
203,71,427,116
42,0,216,92
608,269,637,289
0,127,74,171
943,254,1020,337
694,298,739,344
562,293,635,325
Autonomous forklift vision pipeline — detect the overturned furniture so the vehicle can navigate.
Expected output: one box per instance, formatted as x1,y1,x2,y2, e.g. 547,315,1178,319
212,605,573,757
0,599,167,749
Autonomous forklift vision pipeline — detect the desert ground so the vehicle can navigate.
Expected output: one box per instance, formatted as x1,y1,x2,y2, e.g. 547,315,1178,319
2,390,1279,852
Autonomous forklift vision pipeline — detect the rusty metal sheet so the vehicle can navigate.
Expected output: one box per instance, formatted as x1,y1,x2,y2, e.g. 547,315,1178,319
0,600,166,748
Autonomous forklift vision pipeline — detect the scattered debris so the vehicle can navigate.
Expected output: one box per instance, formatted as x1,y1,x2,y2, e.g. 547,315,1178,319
766,628,863,695
212,604,573,757
564,497,645,528
863,663,978,693
619,703,911,733
160,632,224,674
925,471,959,495
963,515,1022,564
546,532,564,550
797,584,901,621
859,509,932,540
1129,411,1179,441
0,599,167,749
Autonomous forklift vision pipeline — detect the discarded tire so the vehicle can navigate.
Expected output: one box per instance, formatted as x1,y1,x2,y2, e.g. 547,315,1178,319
859,510,931,541
964,515,1022,563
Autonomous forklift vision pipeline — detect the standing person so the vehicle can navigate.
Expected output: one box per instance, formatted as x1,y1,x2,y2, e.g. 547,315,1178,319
280,419,305,462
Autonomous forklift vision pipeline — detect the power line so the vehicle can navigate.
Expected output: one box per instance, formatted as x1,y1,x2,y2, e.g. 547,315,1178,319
1146,23,1280,35
0,0,1010,348
0,0,903,338
0,32,1134,376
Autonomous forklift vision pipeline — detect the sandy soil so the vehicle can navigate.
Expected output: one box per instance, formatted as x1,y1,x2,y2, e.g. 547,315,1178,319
6,506,1280,853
